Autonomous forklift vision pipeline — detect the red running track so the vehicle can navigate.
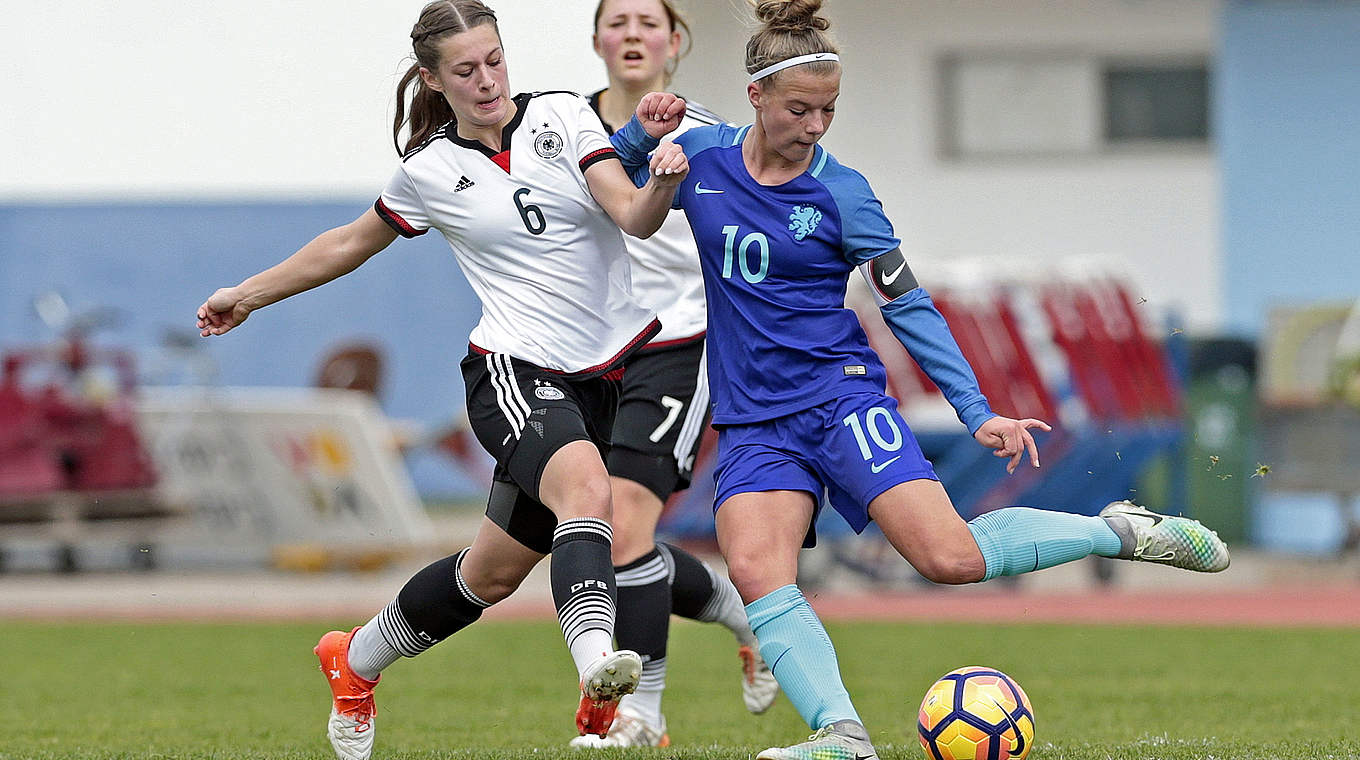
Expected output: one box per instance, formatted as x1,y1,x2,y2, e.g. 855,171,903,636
795,585,1360,627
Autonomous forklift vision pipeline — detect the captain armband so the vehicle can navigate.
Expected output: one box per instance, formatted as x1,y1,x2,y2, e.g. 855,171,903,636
856,247,918,306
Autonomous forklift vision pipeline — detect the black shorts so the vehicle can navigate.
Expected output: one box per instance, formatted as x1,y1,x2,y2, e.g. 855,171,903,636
607,338,710,502
461,350,621,553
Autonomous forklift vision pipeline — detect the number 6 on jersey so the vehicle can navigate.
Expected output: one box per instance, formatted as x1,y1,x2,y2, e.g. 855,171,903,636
514,187,547,235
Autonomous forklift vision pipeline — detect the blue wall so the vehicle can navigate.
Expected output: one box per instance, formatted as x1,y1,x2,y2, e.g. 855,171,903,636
1219,0,1360,335
0,201,486,496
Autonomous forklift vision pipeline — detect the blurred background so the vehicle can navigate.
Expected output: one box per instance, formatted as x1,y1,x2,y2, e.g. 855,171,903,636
2,0,1358,608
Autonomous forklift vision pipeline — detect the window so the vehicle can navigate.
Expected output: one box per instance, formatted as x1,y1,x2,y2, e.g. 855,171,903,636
1104,65,1210,142
940,54,1211,158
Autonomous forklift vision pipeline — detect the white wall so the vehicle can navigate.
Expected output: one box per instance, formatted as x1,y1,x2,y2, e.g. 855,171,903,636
1,0,1222,330
674,0,1222,331
1,0,606,200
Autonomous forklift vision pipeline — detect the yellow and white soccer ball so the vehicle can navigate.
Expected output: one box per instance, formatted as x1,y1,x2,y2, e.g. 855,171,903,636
917,666,1035,760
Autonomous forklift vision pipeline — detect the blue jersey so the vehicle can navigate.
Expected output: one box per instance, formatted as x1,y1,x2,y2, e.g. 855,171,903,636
627,123,898,424
615,118,995,432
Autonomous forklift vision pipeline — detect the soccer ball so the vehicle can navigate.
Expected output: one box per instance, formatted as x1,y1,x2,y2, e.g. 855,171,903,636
917,666,1035,760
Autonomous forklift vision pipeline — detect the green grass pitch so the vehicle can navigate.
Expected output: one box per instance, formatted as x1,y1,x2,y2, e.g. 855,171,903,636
5,618,1357,759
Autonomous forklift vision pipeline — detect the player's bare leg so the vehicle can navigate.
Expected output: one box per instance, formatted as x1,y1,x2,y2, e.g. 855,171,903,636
867,479,986,584
870,479,1228,583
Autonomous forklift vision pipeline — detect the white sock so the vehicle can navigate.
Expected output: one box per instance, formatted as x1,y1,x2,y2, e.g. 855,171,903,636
347,609,402,681
569,629,615,677
623,656,666,723
699,569,759,647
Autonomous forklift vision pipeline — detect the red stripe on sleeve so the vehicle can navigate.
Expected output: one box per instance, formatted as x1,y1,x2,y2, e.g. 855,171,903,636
374,198,426,238
579,147,618,172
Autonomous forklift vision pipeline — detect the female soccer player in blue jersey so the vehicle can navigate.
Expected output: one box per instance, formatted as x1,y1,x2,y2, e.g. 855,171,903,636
610,2,1231,758
571,0,778,749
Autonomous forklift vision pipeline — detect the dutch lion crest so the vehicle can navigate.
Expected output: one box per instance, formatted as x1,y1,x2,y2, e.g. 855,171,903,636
788,204,822,241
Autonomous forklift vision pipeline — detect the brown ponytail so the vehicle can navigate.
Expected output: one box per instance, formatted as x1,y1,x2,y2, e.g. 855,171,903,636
745,0,839,85
392,0,500,155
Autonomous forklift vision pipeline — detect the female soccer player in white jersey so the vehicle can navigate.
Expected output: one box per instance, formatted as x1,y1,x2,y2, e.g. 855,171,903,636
196,2,688,758
569,0,777,748
610,1,1232,758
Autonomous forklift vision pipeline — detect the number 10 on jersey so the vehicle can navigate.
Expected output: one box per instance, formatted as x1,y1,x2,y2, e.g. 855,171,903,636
721,225,769,283
843,406,904,460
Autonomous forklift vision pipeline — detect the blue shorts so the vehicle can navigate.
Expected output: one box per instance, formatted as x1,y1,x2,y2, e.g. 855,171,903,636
712,392,939,547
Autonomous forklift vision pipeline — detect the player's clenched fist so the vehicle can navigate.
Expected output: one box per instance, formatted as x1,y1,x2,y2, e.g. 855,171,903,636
648,142,688,185
636,91,686,138
197,287,252,337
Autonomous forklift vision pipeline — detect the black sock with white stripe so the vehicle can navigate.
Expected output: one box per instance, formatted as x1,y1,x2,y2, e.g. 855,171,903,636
613,547,672,721
550,517,618,676
662,542,758,647
347,548,489,679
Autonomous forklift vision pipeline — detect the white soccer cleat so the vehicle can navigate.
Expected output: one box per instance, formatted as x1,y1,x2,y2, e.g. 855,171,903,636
575,650,643,737
1099,500,1230,573
757,719,878,760
325,707,376,760
569,702,669,748
738,644,780,714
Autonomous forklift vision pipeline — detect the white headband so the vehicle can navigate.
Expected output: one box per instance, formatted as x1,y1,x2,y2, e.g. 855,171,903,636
749,52,840,82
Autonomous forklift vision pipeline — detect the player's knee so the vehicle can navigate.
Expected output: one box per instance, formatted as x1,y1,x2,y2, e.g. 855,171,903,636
914,550,986,585
575,474,615,521
545,471,614,523
723,551,788,601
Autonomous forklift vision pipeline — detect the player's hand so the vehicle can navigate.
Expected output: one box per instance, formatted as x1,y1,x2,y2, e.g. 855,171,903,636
196,287,252,337
974,415,1052,474
636,91,685,138
648,141,688,186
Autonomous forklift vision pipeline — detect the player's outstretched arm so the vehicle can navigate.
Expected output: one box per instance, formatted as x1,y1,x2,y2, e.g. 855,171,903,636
973,415,1053,474
196,208,398,337
584,142,688,239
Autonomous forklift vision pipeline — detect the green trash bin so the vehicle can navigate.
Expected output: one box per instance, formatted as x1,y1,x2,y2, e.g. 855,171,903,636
1182,338,1255,545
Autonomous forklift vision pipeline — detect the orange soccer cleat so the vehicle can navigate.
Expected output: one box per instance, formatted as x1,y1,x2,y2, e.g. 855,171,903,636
574,650,643,737
315,627,381,760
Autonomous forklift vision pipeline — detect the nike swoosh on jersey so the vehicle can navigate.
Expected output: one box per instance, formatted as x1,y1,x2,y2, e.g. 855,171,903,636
881,259,908,285
870,456,902,473
695,183,725,194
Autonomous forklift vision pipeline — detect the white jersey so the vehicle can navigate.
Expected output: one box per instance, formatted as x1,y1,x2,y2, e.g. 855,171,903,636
590,91,722,347
376,91,658,376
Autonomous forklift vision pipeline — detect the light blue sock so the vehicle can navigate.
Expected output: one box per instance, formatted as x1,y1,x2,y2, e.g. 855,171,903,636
745,584,860,730
967,507,1123,582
